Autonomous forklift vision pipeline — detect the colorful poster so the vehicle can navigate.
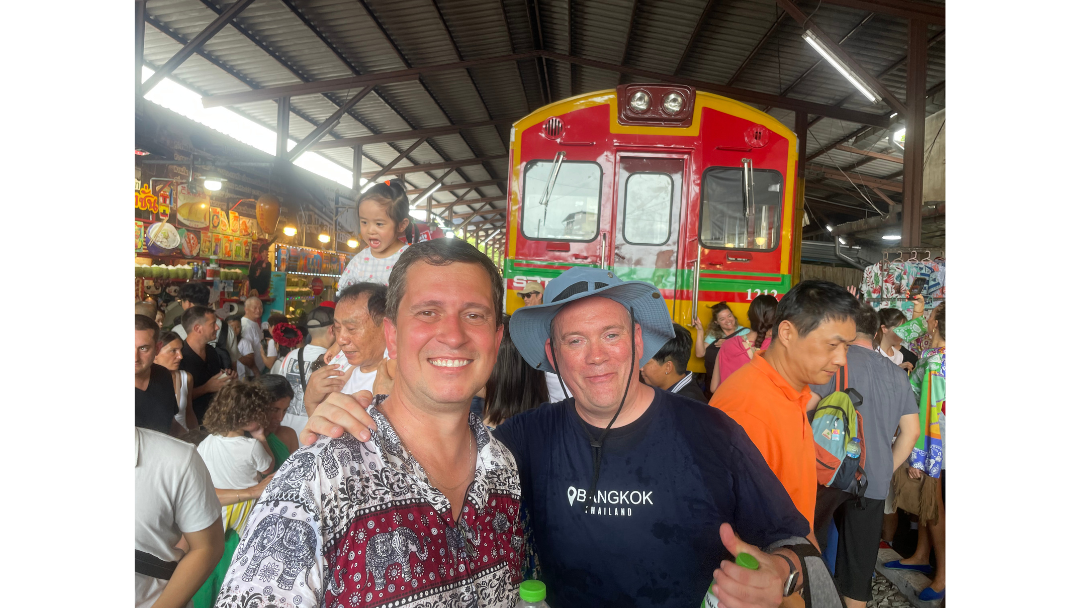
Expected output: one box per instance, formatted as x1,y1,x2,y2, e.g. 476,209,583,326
223,237,234,260
136,222,145,252
229,211,241,235
200,231,213,257
210,208,226,234
212,234,223,258
175,184,210,229
242,239,251,261
234,239,243,260
239,217,251,237
179,229,201,258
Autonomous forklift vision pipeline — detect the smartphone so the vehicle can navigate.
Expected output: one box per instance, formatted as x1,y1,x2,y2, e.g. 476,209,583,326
909,278,927,299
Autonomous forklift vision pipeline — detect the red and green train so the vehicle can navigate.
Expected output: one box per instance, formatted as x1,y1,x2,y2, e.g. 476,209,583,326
502,84,805,372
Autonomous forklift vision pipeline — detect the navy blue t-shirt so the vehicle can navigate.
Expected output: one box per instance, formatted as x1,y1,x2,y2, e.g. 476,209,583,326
493,387,809,608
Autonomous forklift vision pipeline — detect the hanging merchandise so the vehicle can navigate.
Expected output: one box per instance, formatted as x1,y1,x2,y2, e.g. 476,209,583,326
859,250,945,354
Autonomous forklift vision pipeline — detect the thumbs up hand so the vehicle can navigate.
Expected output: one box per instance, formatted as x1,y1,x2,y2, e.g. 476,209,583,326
709,523,790,608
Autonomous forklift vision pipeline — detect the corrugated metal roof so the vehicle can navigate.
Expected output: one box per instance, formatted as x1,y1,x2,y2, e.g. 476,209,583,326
140,0,946,229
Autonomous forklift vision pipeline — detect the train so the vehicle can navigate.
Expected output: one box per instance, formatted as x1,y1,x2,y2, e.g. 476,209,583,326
501,84,804,372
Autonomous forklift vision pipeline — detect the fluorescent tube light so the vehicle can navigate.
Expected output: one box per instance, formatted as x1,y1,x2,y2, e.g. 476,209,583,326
801,30,881,103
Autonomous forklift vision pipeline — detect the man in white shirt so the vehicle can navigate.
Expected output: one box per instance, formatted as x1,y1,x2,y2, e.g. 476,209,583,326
135,427,223,608
303,283,387,414
240,296,265,374
274,306,336,437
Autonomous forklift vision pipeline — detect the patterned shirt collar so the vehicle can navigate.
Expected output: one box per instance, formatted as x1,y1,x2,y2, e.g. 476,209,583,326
367,395,505,513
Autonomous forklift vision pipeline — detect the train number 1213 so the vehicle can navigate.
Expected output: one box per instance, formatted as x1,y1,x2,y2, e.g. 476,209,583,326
747,289,779,298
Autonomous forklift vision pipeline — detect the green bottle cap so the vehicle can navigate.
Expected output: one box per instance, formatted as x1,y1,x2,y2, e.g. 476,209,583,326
519,580,547,603
735,552,760,570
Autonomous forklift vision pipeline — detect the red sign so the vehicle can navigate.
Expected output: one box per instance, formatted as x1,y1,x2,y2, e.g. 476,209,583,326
310,277,324,296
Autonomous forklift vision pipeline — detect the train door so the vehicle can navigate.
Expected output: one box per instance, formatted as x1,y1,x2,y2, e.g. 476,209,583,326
610,153,687,318
697,163,786,297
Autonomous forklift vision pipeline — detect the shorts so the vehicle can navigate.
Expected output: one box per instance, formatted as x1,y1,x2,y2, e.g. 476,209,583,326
813,486,886,602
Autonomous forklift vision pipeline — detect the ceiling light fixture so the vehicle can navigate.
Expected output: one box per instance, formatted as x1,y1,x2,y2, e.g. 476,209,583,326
318,233,331,244
283,225,297,237
826,224,834,232
882,234,901,241
801,30,881,103
346,238,359,248
838,236,847,245
203,179,222,192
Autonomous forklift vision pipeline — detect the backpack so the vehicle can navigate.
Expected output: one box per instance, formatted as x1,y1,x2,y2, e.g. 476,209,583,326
811,367,868,501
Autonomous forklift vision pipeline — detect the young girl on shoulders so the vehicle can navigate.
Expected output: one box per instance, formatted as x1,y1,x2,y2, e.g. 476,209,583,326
337,180,412,293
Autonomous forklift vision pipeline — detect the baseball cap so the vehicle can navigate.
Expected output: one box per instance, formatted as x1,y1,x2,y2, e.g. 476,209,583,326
520,281,545,297
301,306,334,328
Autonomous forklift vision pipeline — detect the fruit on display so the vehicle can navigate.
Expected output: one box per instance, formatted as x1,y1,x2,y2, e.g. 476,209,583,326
135,263,194,279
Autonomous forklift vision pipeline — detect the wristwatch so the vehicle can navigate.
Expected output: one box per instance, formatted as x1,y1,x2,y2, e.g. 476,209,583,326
773,552,799,597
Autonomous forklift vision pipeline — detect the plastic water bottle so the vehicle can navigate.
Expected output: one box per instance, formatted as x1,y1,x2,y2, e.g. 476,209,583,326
845,437,861,459
516,580,550,608
702,553,759,607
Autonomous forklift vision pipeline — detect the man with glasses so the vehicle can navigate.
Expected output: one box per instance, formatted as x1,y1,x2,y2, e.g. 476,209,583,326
518,281,545,307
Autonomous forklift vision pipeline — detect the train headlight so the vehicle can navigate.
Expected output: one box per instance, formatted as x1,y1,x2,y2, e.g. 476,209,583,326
662,92,685,115
629,91,651,113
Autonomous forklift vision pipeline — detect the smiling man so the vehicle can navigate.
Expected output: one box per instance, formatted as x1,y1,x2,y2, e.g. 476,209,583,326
710,280,860,533
215,239,524,608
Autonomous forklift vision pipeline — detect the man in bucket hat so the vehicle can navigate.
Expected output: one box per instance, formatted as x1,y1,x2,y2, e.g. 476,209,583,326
299,267,836,608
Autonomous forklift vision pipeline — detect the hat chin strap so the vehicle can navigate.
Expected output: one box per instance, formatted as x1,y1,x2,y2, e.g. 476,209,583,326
550,307,636,513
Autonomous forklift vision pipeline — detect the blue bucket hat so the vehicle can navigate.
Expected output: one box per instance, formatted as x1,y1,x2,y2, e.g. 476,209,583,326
509,267,675,373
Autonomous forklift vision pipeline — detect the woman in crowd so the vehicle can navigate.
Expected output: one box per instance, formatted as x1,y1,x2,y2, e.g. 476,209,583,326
710,294,778,391
255,374,298,467
153,330,197,431
483,317,549,427
875,294,928,371
692,302,749,396
885,302,946,601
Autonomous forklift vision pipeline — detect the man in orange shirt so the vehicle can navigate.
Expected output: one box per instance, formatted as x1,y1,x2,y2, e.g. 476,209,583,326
710,281,859,537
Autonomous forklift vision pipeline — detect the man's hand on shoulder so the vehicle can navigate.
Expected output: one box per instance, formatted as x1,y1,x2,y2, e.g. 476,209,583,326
304,364,354,412
299,391,378,447
710,523,789,608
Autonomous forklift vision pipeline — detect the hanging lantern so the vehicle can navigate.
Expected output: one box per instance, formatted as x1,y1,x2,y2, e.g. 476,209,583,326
256,195,281,234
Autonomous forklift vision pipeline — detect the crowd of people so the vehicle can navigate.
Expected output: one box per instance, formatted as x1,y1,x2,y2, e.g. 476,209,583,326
135,183,945,608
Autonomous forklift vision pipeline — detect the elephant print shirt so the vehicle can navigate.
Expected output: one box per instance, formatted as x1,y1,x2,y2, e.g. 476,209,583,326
215,397,525,608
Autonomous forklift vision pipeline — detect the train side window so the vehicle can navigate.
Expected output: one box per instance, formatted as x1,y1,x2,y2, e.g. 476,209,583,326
700,167,782,251
522,160,602,241
622,172,673,245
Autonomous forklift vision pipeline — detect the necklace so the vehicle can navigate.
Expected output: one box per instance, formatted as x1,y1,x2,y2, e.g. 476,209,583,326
379,403,477,491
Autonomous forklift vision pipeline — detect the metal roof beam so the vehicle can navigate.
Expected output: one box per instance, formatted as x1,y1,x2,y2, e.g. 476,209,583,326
456,202,499,225
538,51,891,127
364,156,507,179
809,164,903,192
834,145,903,164
287,86,374,162
726,11,786,86
201,53,537,108
775,0,906,117
141,0,257,95
363,138,427,186
281,0,501,201
818,0,944,26
430,195,505,210
308,119,513,151
405,179,502,196
616,0,640,85
673,0,718,75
